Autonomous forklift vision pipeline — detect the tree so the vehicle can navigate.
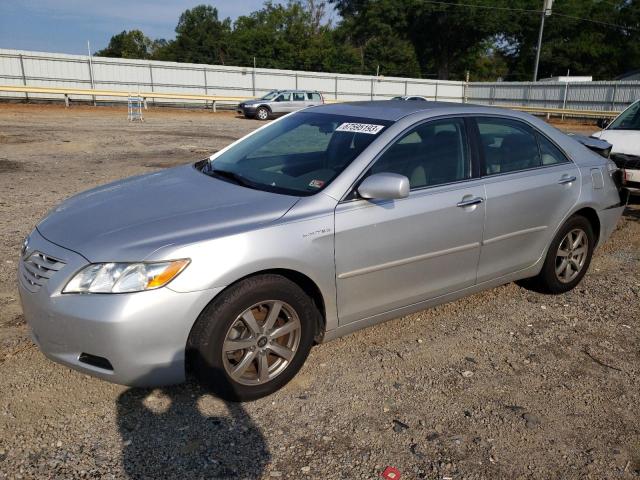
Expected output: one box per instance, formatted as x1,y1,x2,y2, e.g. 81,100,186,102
164,5,233,64
96,30,155,59
498,0,640,80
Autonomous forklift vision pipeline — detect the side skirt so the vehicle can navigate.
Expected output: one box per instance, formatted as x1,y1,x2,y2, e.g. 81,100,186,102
321,257,544,343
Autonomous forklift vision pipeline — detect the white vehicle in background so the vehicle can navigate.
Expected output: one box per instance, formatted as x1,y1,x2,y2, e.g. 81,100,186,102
593,99,640,195
390,95,428,102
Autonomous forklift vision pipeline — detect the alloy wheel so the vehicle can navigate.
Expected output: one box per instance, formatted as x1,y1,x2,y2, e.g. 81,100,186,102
222,300,301,386
555,228,588,283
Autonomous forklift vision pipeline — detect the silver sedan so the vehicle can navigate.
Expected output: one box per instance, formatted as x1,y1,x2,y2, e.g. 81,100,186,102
18,101,624,401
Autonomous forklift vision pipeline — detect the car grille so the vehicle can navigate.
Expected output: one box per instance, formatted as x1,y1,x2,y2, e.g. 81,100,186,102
19,251,65,293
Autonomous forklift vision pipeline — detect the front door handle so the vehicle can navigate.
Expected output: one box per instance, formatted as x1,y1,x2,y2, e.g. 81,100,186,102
457,197,484,208
558,175,577,185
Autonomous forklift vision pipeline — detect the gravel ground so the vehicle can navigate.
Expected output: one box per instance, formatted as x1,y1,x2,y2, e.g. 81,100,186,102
0,104,638,480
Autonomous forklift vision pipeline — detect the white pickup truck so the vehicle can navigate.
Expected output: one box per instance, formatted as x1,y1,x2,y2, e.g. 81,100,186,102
592,99,640,195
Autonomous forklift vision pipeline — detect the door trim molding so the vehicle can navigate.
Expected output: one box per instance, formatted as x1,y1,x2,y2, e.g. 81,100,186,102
482,225,547,245
337,242,480,279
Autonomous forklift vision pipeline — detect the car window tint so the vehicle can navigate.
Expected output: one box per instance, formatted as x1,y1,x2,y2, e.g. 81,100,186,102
368,118,470,189
248,124,333,158
307,92,321,101
477,118,541,175
537,133,569,165
608,100,640,130
293,92,306,101
210,112,391,196
277,93,291,102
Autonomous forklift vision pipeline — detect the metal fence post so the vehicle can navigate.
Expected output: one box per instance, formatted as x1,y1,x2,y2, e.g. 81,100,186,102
561,81,569,120
370,77,374,100
18,54,28,102
252,58,256,97
87,58,96,106
295,72,298,90
434,82,438,101
334,76,338,100
404,80,408,96
489,85,495,105
203,68,208,109
148,63,155,106
464,71,469,103
611,83,618,111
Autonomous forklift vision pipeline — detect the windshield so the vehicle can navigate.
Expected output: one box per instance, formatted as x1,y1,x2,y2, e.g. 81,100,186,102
260,90,280,100
202,112,392,196
609,100,640,130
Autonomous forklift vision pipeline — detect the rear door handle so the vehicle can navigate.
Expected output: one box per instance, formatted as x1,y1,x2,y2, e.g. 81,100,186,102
558,175,577,185
457,197,484,208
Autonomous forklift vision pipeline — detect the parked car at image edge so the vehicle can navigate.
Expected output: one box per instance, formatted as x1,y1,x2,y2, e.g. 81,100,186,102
391,95,429,102
237,89,324,120
18,101,625,401
592,99,640,195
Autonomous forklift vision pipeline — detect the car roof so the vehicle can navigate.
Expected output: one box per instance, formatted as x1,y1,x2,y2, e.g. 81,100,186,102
306,100,551,123
306,100,490,121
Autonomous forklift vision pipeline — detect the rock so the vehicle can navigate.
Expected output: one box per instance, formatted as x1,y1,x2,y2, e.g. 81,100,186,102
301,466,311,473
392,420,409,433
461,370,474,378
269,471,282,477
523,413,542,429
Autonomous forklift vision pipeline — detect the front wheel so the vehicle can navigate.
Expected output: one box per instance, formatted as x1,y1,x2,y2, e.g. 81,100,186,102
531,215,595,294
187,275,319,401
255,107,270,121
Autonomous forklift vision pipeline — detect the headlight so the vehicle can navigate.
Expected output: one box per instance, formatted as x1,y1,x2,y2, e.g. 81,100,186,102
63,259,189,294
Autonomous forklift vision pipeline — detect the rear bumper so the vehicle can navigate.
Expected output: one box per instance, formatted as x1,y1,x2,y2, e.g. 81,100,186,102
18,229,222,387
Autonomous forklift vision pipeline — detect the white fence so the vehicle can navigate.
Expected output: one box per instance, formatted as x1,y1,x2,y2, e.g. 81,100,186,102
1,49,638,113
0,49,465,104
468,81,640,112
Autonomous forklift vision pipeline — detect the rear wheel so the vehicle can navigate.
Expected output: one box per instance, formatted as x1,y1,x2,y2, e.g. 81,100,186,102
531,215,594,294
188,274,318,401
255,107,270,121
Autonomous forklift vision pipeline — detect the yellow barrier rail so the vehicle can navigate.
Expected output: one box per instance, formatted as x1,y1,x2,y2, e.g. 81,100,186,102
498,104,621,119
0,85,252,111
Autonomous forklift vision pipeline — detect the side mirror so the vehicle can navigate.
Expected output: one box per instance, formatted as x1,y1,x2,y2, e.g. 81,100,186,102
597,118,610,129
357,173,410,200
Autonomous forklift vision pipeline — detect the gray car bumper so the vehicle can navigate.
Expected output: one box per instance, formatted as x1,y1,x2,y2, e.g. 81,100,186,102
18,229,222,387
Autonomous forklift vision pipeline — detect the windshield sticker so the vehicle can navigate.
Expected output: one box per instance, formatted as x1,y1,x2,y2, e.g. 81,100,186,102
308,179,325,188
335,123,385,134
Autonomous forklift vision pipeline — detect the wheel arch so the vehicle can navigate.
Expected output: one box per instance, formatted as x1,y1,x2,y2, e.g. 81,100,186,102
186,268,327,365
571,206,601,247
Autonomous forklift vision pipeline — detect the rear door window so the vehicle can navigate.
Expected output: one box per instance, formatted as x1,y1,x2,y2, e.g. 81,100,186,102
476,118,541,175
293,92,306,102
307,92,322,101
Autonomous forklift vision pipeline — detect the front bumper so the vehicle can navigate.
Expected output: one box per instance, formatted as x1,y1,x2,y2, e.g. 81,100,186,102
18,229,222,387
237,104,257,116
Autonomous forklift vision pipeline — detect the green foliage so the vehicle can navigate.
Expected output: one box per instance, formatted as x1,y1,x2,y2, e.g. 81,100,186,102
95,30,159,59
96,0,640,81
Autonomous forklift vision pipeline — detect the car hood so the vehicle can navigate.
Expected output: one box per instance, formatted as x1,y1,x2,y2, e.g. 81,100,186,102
37,164,299,262
592,130,640,156
241,100,264,106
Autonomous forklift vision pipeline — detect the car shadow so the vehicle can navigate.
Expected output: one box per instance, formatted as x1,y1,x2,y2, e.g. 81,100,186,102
116,369,270,479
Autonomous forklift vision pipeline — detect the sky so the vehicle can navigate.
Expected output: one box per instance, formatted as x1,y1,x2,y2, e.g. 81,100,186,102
0,1,290,55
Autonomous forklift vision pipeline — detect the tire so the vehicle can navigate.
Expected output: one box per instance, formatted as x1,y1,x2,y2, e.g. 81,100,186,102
255,106,270,121
187,274,319,401
530,215,595,294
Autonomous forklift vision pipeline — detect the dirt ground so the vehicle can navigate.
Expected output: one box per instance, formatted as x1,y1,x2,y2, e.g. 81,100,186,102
0,103,638,480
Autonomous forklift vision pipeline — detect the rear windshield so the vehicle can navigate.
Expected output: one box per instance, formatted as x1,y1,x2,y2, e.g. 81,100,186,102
202,112,392,196
307,92,322,101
